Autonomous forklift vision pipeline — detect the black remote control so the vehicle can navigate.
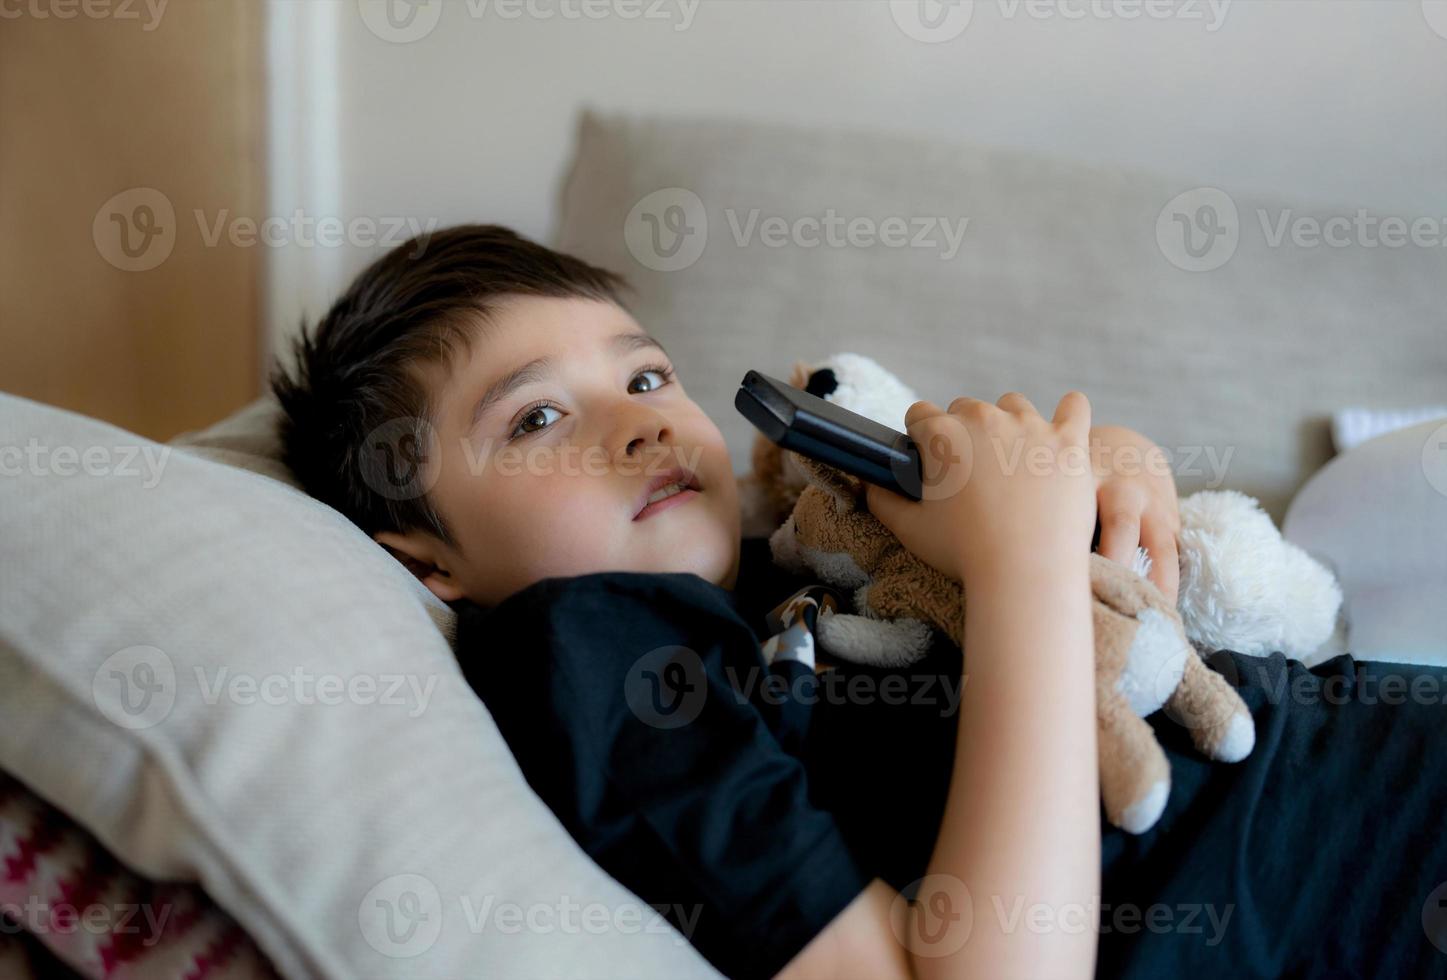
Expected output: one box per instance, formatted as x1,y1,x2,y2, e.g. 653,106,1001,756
735,369,924,501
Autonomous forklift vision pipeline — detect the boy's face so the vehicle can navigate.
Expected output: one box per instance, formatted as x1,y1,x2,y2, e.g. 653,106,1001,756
376,295,741,607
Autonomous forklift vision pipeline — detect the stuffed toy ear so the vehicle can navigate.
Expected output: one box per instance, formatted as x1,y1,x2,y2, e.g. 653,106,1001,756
789,451,866,508
738,360,825,535
745,354,907,523
786,359,812,390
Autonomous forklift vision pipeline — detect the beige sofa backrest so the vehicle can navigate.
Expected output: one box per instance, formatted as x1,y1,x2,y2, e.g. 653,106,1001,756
556,110,1447,520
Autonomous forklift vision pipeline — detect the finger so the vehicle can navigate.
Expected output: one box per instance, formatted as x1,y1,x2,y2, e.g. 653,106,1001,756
1096,495,1144,569
905,400,945,428
946,395,990,418
1141,518,1181,605
996,391,1038,417
1052,390,1092,440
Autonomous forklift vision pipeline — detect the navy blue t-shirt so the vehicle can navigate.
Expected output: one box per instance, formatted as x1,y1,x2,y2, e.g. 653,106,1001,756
455,540,918,979
456,538,1447,979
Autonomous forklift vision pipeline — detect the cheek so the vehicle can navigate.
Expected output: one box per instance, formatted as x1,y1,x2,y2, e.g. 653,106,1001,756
684,427,742,536
697,425,737,489
455,470,616,589
681,415,728,467
494,466,588,519
494,465,621,546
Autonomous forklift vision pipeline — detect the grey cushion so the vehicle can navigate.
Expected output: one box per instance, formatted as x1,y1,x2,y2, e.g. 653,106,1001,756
556,110,1447,521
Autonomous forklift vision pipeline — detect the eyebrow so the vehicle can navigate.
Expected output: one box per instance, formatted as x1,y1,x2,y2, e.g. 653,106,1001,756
468,331,670,431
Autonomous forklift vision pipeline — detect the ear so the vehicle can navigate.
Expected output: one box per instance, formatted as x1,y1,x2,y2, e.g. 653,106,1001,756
373,529,466,603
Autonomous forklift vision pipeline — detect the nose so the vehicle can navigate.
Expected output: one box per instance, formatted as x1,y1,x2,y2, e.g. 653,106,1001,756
620,403,674,460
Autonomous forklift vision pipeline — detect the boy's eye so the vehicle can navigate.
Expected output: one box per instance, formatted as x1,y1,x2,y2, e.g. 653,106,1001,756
628,366,674,394
511,404,561,439
507,365,676,441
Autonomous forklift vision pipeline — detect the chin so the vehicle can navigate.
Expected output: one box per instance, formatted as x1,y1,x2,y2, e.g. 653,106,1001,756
658,539,732,584
631,498,740,584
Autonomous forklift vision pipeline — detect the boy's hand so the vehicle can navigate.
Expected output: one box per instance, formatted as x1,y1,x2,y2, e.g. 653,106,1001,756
1090,425,1181,604
864,390,1096,587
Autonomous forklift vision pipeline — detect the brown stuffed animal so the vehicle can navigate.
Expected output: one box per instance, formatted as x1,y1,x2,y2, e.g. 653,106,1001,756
743,357,1256,834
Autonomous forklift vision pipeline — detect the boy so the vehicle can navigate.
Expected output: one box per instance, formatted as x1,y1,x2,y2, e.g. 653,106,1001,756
273,225,1447,980
271,225,1178,611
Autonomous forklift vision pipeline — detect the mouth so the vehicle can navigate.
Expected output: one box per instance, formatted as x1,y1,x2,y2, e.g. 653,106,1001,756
632,466,704,521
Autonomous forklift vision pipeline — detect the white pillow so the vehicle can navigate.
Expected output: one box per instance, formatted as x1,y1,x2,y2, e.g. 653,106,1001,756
0,392,718,980
169,395,462,643
1284,418,1447,667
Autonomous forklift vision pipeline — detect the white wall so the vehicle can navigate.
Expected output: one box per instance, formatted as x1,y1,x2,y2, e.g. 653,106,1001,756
267,0,1447,353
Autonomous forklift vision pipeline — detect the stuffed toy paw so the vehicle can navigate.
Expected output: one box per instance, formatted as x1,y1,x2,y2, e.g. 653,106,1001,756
741,352,1344,834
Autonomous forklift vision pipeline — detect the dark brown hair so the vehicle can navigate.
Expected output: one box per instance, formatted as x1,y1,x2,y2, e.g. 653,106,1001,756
270,224,630,549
